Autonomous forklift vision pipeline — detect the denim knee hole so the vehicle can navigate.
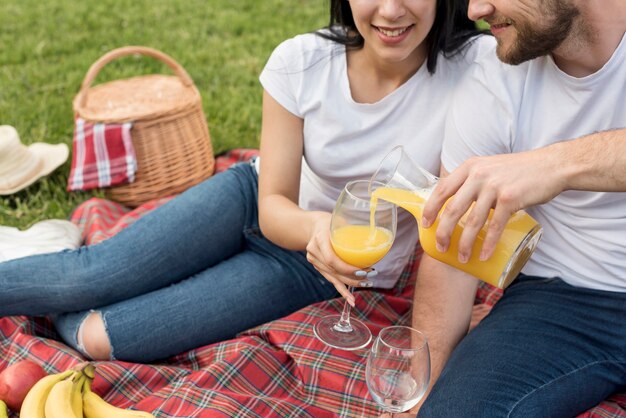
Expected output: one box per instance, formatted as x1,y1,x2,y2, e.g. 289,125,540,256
78,310,115,361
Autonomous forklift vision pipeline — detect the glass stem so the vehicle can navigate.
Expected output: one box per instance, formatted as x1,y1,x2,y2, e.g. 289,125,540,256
333,286,355,333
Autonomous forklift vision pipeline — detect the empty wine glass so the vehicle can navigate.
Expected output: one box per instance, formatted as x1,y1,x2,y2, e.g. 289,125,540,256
313,179,397,350
366,326,430,416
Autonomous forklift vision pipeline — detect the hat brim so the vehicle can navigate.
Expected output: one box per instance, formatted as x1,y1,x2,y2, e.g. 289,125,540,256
0,142,69,195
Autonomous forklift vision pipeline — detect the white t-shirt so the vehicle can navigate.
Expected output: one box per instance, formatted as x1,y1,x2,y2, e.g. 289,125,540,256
442,34,626,292
260,32,494,288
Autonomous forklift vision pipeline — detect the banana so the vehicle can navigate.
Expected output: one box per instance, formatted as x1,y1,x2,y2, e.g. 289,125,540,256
45,379,78,418
0,400,8,418
45,370,89,418
82,363,96,379
20,369,74,418
72,372,86,418
82,379,155,418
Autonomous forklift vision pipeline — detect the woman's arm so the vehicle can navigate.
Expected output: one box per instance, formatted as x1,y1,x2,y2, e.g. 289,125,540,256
258,91,377,303
257,91,325,250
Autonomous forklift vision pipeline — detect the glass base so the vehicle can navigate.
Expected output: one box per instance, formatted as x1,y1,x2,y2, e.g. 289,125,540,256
313,315,372,350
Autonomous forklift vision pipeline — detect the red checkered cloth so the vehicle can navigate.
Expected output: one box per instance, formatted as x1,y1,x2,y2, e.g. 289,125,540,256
1,149,624,417
67,118,136,191
71,196,174,245
214,148,260,173
70,149,260,245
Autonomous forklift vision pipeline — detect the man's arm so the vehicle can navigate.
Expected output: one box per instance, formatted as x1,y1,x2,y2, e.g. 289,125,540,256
403,164,497,414
557,128,626,191
422,128,626,262
410,254,478,412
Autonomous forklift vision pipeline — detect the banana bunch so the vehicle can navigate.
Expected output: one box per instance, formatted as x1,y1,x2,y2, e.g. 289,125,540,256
20,364,156,418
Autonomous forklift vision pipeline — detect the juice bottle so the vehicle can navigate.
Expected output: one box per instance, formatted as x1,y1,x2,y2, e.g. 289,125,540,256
369,146,542,289
370,187,541,288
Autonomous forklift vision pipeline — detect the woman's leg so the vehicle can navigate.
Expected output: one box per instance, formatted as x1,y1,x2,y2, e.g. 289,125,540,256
419,276,626,418
0,164,258,316
54,246,338,363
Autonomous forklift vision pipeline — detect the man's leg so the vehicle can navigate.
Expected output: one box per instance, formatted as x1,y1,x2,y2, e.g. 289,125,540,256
419,276,626,418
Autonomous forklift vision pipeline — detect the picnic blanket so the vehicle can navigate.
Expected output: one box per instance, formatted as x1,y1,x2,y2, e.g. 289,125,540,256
1,149,625,417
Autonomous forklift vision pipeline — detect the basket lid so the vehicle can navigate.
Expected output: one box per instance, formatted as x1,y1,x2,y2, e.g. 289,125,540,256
74,74,201,123
73,46,203,124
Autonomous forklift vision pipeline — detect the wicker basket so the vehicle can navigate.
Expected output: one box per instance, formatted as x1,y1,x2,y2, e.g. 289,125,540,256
73,46,215,207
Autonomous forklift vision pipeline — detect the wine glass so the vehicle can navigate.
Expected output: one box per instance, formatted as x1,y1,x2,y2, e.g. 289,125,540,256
313,179,397,350
366,326,430,416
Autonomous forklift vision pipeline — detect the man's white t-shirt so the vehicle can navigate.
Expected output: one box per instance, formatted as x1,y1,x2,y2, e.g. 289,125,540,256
442,34,626,292
260,32,494,288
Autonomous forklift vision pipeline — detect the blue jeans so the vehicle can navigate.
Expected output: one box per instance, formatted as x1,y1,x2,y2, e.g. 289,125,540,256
419,275,626,418
0,162,338,362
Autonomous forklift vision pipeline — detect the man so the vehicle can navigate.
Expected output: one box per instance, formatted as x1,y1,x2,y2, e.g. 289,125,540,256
401,0,626,416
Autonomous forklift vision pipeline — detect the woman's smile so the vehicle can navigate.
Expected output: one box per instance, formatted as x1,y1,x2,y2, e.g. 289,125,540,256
373,24,415,44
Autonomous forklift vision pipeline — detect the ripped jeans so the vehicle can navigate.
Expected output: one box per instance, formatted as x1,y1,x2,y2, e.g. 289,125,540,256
0,162,338,362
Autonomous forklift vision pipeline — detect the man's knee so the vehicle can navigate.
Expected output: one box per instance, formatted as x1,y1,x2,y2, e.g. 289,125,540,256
79,311,112,361
418,369,510,418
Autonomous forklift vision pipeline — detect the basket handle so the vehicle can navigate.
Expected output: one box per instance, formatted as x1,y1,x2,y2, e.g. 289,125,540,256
77,46,195,108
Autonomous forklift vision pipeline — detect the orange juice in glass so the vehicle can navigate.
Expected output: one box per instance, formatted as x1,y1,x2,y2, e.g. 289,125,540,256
369,146,542,289
331,224,394,268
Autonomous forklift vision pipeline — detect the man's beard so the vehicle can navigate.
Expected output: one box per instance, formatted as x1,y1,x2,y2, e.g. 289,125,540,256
497,0,580,65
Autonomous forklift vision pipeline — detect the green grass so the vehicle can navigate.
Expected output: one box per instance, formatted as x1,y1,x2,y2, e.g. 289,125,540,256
0,0,327,228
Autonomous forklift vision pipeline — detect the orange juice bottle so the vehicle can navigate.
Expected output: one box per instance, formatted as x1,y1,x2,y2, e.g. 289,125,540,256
369,146,542,289
370,187,541,288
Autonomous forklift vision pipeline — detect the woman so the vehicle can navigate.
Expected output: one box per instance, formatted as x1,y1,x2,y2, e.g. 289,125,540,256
0,0,489,362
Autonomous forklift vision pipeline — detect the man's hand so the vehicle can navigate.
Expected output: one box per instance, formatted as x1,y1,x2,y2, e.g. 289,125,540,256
421,148,565,262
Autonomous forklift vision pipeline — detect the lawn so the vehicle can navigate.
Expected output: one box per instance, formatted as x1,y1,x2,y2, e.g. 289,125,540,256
0,0,326,228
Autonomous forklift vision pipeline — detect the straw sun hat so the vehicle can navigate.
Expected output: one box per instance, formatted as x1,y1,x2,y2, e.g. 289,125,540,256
0,125,69,195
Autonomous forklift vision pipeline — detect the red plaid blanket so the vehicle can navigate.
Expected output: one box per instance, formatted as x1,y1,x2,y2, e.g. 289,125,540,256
2,150,625,417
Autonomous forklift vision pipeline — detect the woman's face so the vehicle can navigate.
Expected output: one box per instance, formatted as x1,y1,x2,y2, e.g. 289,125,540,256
349,0,437,65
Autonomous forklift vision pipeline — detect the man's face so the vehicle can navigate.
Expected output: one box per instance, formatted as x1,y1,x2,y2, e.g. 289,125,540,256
469,0,580,65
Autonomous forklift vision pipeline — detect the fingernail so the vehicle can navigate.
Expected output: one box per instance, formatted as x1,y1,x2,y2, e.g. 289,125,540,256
348,297,356,307
479,250,489,261
366,269,378,278
421,217,431,228
355,270,367,277
359,280,374,287
436,242,446,253
458,253,469,263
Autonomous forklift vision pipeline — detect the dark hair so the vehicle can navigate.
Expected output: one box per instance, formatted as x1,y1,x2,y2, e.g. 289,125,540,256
316,0,486,74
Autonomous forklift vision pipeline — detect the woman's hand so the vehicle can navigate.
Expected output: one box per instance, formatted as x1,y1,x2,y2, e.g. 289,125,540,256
305,212,375,307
